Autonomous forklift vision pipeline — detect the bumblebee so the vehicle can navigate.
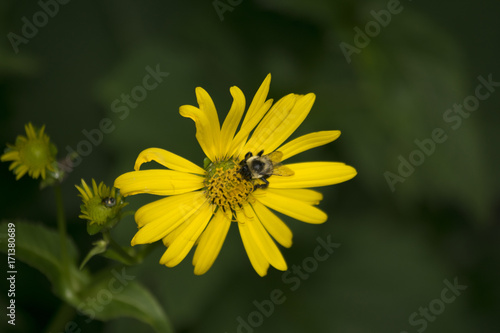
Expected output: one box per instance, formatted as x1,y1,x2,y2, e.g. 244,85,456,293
239,150,294,189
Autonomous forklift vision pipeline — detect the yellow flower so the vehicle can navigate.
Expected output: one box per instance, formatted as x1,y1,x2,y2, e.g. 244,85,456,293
1,123,57,180
114,74,357,276
76,179,128,234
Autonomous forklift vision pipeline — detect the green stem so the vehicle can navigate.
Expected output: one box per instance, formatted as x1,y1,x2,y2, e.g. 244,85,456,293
137,242,161,261
103,230,137,264
120,210,135,219
44,302,75,333
54,185,70,276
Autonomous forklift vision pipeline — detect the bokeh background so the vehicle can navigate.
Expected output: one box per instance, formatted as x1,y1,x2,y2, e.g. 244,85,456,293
1,0,499,332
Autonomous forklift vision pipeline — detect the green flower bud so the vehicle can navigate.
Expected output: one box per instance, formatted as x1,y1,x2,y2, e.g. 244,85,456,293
1,123,57,180
75,179,128,234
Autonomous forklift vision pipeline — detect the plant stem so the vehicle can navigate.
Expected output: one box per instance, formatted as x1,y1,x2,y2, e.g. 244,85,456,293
138,242,161,261
120,210,135,220
103,230,137,264
54,185,70,275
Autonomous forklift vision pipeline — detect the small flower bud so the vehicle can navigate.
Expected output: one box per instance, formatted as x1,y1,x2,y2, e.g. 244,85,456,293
1,123,57,180
75,179,128,234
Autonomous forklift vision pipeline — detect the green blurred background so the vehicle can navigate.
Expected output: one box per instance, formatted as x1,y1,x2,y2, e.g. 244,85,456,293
1,0,499,332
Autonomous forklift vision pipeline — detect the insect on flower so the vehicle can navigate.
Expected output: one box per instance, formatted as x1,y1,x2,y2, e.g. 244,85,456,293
239,150,294,189
102,197,117,208
114,74,357,276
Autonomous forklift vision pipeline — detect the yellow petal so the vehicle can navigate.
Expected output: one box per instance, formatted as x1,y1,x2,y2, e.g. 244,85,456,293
0,150,19,162
230,99,273,158
179,105,217,162
135,191,206,227
264,188,323,205
159,200,213,267
39,124,46,137
8,160,20,170
8,161,20,171
131,191,207,245
193,209,231,275
133,148,205,174
114,170,204,196
237,212,270,277
241,94,296,157
15,165,29,180
91,179,99,195
242,93,316,157
25,123,36,139
256,189,327,224
220,86,246,159
229,74,273,157
81,179,93,199
251,200,292,248
75,184,90,202
239,205,287,272
241,74,271,128
196,87,222,156
278,131,341,161
269,162,357,189
162,222,189,247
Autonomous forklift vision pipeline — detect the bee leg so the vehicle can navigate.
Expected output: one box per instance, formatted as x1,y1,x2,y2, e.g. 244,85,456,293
253,177,269,190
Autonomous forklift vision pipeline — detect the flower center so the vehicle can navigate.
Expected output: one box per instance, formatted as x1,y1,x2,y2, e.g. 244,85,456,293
21,139,51,169
204,160,254,213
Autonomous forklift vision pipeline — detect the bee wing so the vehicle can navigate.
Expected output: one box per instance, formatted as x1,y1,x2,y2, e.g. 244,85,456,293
267,151,284,163
272,165,295,177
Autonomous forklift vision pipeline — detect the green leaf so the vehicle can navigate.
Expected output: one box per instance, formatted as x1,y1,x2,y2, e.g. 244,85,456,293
80,240,108,270
0,220,74,280
0,220,89,304
80,267,174,333
0,220,172,332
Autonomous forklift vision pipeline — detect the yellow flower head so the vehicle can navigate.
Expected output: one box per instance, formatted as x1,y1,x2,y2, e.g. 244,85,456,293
76,179,128,234
114,74,357,276
1,123,57,180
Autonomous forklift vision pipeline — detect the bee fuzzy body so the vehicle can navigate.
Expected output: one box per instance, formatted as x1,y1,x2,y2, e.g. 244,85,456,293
239,150,294,189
